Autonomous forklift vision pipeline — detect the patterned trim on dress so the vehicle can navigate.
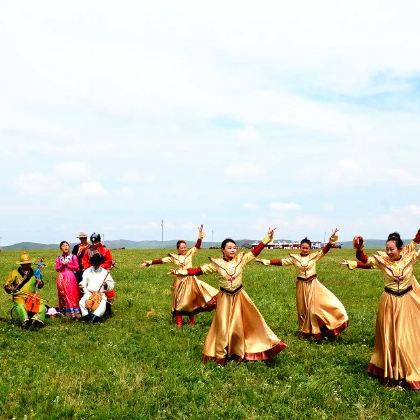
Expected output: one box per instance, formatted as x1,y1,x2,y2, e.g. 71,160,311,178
202,341,287,364
171,295,217,316
367,363,420,390
299,320,349,341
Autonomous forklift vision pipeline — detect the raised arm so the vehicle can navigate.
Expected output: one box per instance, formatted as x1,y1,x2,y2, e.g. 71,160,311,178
403,227,420,253
194,224,205,249
249,227,275,258
311,228,339,262
353,235,369,263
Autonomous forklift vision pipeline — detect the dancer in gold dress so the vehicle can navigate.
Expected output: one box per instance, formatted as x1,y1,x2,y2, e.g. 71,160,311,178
342,229,420,390
257,228,348,341
170,228,286,364
141,225,218,328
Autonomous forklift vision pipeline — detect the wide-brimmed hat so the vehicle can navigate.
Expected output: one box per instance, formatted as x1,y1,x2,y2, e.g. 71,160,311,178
77,231,88,238
16,253,33,265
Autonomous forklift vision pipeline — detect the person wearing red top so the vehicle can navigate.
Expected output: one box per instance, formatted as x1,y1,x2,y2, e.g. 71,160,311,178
82,233,113,270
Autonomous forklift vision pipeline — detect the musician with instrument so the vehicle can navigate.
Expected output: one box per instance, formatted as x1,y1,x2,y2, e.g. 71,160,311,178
79,253,115,323
4,253,47,329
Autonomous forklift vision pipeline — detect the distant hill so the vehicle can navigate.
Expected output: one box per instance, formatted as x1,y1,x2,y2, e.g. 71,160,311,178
2,238,413,250
3,242,59,250
340,239,411,249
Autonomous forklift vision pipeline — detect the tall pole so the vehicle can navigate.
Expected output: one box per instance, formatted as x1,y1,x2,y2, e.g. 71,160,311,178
211,230,214,247
161,219,164,247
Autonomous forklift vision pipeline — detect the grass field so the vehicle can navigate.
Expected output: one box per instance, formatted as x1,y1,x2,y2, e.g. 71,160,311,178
0,247,419,419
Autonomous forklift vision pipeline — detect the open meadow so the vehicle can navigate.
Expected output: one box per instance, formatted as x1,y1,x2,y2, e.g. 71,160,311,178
0,247,419,419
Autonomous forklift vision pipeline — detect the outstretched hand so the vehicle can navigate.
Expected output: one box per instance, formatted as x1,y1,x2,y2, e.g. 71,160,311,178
267,227,276,241
329,228,339,243
140,262,149,268
198,224,205,239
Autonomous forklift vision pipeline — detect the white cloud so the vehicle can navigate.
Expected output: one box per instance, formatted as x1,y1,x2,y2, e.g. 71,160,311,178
406,205,420,216
225,163,264,178
236,126,261,146
244,203,259,210
78,181,108,197
55,161,90,180
388,169,420,187
270,202,301,212
14,172,59,195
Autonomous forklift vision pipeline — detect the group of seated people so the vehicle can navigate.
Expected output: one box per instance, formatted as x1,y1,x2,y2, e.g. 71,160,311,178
3,232,115,330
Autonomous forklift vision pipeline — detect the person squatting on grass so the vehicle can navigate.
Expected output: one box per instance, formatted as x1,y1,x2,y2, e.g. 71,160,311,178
256,228,348,341
170,227,287,364
79,253,115,324
342,228,420,390
4,253,47,330
141,225,218,328
55,241,81,318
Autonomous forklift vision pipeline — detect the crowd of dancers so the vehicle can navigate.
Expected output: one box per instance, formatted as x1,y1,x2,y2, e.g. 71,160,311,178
3,225,420,390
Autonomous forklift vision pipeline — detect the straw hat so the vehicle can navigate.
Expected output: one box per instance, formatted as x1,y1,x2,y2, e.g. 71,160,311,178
77,231,88,239
16,253,33,265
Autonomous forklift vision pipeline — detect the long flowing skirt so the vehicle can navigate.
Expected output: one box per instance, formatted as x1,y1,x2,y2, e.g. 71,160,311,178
171,276,218,316
203,289,287,363
57,271,81,318
296,278,348,340
367,289,420,390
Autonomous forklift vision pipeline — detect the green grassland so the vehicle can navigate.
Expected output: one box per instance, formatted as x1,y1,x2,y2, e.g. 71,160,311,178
0,248,419,419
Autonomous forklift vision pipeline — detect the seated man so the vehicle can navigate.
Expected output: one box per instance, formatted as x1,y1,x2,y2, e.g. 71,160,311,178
4,253,46,329
79,253,115,323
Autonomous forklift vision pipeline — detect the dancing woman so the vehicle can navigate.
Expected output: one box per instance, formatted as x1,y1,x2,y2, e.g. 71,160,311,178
342,229,420,390
141,225,218,327
170,228,286,363
55,241,81,318
257,229,348,341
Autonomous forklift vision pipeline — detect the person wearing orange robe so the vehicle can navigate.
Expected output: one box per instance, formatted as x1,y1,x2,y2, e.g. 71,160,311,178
141,225,218,328
342,229,420,390
257,229,348,341
171,227,286,364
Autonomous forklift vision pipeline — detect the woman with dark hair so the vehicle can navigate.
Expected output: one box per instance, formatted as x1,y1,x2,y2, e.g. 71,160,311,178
342,228,420,390
55,241,81,318
170,228,286,364
141,225,218,328
257,228,348,341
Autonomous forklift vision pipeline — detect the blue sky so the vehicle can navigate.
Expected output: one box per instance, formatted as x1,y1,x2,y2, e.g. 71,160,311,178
1,1,420,245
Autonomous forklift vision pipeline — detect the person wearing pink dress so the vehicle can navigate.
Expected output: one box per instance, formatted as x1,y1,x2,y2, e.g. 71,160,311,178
55,241,81,318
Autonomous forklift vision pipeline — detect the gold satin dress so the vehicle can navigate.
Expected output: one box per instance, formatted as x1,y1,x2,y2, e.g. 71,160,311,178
196,249,287,364
260,248,348,340
349,241,420,390
148,246,218,316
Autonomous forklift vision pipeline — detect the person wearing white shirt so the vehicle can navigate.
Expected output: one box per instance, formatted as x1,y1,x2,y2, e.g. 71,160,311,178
79,253,115,323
